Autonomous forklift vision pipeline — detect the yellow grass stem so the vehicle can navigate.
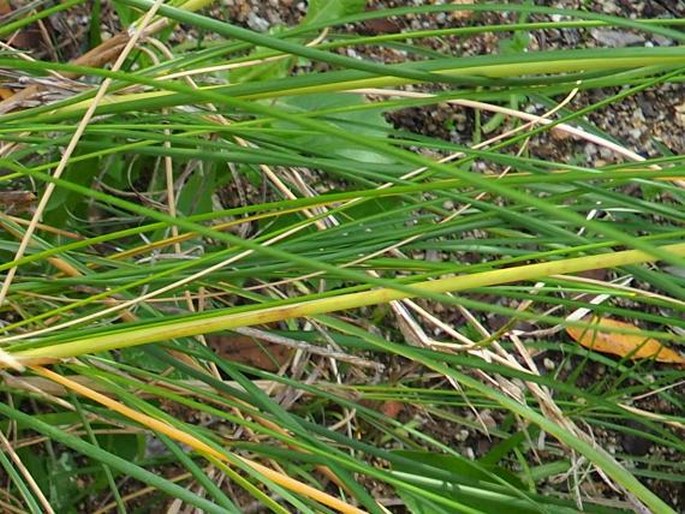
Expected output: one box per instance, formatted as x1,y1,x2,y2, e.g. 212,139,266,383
11,242,685,364
55,54,685,115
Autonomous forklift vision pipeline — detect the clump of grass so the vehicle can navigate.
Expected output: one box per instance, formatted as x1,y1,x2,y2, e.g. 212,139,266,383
0,1,683,513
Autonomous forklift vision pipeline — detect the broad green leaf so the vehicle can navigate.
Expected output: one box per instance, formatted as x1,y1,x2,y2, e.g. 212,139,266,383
303,0,367,26
275,92,400,165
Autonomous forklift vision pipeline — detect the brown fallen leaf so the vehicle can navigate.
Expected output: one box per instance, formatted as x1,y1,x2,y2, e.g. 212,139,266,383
360,5,401,35
361,17,400,35
0,0,49,52
566,317,685,365
0,190,36,214
207,333,293,372
379,400,404,419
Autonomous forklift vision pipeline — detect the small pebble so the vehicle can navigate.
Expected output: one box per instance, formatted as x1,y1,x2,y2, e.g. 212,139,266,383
246,13,269,32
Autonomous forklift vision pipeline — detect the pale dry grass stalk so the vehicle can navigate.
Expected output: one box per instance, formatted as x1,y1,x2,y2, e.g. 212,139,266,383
0,429,54,513
32,365,368,514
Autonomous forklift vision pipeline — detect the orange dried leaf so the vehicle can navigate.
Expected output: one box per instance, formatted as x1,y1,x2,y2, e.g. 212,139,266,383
379,400,404,419
566,317,685,365
0,87,14,101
